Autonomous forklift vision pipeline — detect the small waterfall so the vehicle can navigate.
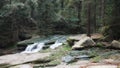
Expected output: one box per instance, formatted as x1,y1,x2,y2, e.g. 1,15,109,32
21,42,45,53
21,35,68,53
50,42,63,49
50,36,67,49
32,43,45,53
24,43,39,51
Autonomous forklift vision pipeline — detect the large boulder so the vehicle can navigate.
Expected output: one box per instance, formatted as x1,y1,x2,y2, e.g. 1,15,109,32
69,34,87,41
72,37,96,49
111,40,120,49
67,34,87,46
0,53,50,67
69,34,103,41
10,64,33,68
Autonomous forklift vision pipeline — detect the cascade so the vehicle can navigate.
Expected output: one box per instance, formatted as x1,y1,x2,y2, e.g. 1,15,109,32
21,35,67,53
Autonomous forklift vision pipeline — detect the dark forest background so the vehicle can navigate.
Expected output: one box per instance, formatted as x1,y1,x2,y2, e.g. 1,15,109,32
0,0,120,48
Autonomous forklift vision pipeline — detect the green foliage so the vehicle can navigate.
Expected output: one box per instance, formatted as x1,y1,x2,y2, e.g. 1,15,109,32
0,0,36,47
103,0,120,40
0,0,120,47
35,0,84,35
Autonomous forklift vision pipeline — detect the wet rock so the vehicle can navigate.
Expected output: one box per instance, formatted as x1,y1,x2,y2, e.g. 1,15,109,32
72,37,96,49
68,51,92,60
75,55,91,60
69,51,90,56
62,55,75,63
111,40,120,49
62,51,92,63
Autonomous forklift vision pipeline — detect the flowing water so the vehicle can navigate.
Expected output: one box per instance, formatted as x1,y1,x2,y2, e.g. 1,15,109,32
50,36,67,49
21,35,68,53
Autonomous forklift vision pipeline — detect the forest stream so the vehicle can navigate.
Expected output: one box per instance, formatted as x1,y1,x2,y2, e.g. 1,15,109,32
0,34,119,68
0,0,120,68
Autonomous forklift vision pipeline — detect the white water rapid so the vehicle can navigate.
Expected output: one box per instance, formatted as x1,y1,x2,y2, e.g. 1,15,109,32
21,42,45,53
50,36,66,49
21,35,67,53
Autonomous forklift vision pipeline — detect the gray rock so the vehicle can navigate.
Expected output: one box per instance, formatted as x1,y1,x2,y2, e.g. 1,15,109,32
111,40,120,49
75,55,91,60
68,34,87,40
0,53,50,67
72,37,96,49
62,55,75,63
76,55,90,58
69,51,90,56
68,51,93,60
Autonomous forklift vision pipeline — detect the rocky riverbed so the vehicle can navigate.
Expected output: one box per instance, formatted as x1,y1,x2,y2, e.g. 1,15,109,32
0,34,120,68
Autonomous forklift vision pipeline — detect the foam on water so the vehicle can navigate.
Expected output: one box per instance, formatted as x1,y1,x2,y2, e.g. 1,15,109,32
21,35,67,53
21,42,45,53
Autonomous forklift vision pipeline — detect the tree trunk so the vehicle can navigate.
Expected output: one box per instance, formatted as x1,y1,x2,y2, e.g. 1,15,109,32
93,0,97,32
101,0,105,26
77,1,82,25
61,0,64,10
87,2,91,37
